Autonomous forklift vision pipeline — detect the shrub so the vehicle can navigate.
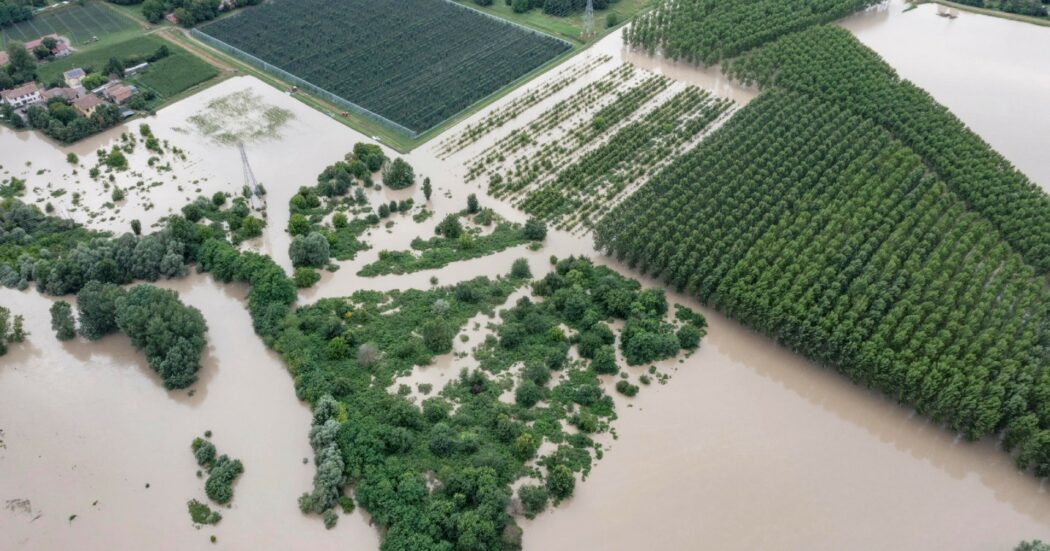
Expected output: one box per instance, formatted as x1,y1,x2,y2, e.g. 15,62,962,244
382,158,415,189
615,380,639,397
523,218,547,241
290,232,331,268
518,484,548,518
546,464,575,501
294,267,321,288
50,301,76,341
511,258,531,279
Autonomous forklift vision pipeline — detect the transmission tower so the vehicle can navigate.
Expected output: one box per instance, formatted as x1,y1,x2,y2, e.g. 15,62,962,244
239,142,262,210
582,0,594,40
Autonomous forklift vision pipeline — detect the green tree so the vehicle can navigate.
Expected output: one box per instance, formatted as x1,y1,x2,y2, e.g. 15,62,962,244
546,464,575,501
116,285,208,389
50,301,76,341
518,484,548,518
290,232,331,268
422,177,432,200
76,281,125,341
382,158,415,189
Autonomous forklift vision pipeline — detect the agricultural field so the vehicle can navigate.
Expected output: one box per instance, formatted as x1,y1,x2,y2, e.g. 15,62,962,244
625,0,879,65
0,1,137,48
37,34,218,101
130,52,219,98
197,0,571,135
600,2,1050,484
464,61,733,232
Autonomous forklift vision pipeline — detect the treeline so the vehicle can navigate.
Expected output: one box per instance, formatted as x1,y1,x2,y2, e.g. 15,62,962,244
0,0,34,28
1,41,37,89
0,197,293,382
107,0,261,26
624,0,878,65
477,0,616,18
725,24,1050,274
953,0,1048,17
24,101,124,144
65,282,208,388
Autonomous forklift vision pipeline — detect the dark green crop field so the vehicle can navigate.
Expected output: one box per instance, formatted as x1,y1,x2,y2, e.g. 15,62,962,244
198,0,571,134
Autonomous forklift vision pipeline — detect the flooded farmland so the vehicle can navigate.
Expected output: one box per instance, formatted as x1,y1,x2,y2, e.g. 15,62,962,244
4,18,1050,551
841,0,1050,191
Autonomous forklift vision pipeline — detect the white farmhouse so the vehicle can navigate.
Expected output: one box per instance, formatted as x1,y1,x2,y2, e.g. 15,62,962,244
1,82,42,108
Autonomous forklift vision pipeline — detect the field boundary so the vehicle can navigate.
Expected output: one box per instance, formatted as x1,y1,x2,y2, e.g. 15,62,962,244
439,0,576,46
190,28,421,138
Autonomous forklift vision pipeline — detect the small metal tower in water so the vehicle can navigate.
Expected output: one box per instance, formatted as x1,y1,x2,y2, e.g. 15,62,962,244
582,0,594,40
239,141,261,210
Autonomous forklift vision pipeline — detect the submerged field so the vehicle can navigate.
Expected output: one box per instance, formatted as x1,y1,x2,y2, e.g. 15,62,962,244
197,0,571,135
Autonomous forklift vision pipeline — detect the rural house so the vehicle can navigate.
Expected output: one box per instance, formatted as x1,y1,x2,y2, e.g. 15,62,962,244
73,94,104,117
104,84,136,105
1,82,41,108
43,87,80,102
63,68,86,88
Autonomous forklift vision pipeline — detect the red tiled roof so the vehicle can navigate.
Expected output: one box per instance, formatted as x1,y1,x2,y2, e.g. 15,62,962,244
1,82,39,100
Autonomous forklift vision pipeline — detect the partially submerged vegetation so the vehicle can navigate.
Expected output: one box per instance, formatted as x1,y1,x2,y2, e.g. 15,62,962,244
0,304,27,356
604,0,1050,484
275,256,704,547
358,199,546,277
75,282,208,389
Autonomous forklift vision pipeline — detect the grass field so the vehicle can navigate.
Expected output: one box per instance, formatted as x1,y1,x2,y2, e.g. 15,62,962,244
453,0,653,42
130,53,219,97
0,1,137,48
198,0,571,135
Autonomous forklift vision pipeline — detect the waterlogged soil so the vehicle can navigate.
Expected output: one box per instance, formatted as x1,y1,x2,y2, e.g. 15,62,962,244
841,0,1050,191
3,26,1050,551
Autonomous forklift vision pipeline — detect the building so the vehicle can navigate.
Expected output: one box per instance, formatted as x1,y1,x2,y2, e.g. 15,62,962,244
63,68,86,88
24,34,69,58
1,82,42,108
104,84,136,105
124,62,149,76
73,94,104,117
43,87,80,102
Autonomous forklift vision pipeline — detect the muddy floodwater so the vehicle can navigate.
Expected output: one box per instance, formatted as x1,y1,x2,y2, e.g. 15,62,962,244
3,24,1050,551
841,0,1050,191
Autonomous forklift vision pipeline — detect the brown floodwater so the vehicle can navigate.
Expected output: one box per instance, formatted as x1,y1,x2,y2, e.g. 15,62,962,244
841,0,1050,190
0,277,379,550
3,23,1050,551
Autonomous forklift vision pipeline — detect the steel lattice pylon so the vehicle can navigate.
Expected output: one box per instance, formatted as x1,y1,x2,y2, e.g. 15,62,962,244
583,0,594,39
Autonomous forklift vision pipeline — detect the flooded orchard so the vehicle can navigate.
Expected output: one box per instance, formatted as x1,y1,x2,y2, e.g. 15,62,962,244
841,0,1050,191
3,20,1050,551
